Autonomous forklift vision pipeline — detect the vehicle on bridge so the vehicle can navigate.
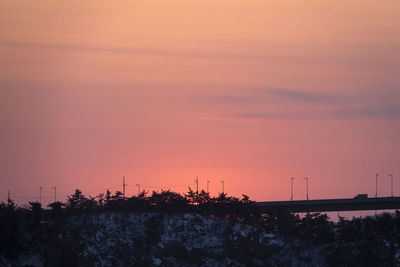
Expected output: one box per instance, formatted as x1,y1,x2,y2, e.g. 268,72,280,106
354,194,368,199
256,196,400,213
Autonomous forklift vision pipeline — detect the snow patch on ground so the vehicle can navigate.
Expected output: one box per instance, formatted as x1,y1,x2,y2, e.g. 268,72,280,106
2,212,326,266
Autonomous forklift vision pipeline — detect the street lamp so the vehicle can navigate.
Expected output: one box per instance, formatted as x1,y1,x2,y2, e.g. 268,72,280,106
136,184,140,196
52,186,56,202
389,174,394,197
39,186,43,204
304,177,309,200
291,177,295,201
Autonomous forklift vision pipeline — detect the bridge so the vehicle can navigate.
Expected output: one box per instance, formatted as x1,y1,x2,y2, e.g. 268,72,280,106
256,197,400,213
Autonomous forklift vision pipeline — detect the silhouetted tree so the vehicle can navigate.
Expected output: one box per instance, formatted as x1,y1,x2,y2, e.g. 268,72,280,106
197,190,211,204
150,190,188,212
48,201,64,211
28,201,42,225
298,213,334,244
47,201,65,220
184,187,196,204
67,189,88,210
106,189,111,202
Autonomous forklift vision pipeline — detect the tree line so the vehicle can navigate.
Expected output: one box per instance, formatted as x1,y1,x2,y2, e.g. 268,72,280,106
1,188,400,266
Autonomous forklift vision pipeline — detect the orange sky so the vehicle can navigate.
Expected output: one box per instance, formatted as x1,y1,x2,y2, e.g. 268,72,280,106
1,0,399,204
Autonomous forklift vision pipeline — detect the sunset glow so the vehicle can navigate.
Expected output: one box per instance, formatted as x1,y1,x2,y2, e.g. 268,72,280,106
1,0,399,204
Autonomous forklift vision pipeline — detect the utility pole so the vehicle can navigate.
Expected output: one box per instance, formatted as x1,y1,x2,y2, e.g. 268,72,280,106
52,186,56,202
136,184,140,196
291,177,295,201
40,186,43,204
123,176,126,199
220,180,224,194
389,174,394,197
207,180,210,194
195,176,199,195
376,173,378,198
304,177,309,200
7,190,10,202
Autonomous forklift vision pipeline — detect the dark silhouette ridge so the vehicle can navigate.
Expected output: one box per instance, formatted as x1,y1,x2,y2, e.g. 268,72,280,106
1,188,400,266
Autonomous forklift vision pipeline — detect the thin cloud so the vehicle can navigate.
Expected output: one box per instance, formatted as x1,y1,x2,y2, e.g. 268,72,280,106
334,107,400,119
2,40,390,65
193,88,344,105
194,94,264,104
231,111,307,120
0,40,280,60
192,88,400,121
230,106,400,121
265,89,344,103
2,39,398,70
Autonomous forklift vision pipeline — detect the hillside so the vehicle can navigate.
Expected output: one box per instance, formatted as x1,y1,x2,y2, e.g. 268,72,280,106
1,190,400,266
3,211,326,266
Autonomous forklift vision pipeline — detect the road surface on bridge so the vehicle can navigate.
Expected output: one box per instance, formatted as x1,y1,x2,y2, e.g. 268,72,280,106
256,197,400,213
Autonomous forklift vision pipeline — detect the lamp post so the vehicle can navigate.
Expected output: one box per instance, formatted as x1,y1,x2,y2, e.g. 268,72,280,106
389,174,394,197
304,177,309,200
195,176,199,195
136,184,140,196
39,186,43,204
291,177,295,201
52,186,56,202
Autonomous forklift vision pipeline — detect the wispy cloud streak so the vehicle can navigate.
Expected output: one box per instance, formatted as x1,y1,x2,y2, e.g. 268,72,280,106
265,88,344,103
0,40,278,60
194,88,344,105
230,106,400,120
1,40,393,65
193,88,400,120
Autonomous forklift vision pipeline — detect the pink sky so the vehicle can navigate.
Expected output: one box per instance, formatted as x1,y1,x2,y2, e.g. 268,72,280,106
1,0,399,204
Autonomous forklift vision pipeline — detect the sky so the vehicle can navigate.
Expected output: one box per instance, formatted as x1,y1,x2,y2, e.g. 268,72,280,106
0,0,399,205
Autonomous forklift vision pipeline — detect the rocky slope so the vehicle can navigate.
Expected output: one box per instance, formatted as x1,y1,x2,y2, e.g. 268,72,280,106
4,212,325,266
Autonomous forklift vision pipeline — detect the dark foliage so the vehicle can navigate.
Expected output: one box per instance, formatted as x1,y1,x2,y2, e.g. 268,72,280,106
1,189,400,266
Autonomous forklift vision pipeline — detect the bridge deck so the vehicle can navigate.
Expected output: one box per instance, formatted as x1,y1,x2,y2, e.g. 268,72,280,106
256,197,400,213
